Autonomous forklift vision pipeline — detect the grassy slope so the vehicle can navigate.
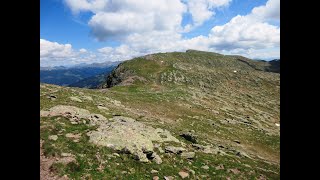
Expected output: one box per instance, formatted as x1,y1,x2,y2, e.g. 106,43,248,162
40,50,280,179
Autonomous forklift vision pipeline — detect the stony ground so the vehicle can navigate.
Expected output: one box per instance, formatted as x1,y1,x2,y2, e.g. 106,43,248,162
40,82,279,179
40,50,280,179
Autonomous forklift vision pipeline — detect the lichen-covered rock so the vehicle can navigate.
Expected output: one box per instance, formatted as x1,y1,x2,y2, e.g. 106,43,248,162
40,105,107,126
181,152,195,159
87,116,179,162
69,96,82,102
150,152,162,164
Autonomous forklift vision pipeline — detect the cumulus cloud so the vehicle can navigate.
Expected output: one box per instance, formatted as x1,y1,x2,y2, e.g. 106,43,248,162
65,0,186,41
251,0,280,20
79,48,87,53
41,39,96,67
186,0,231,27
208,15,280,50
97,0,279,60
48,0,279,66
40,39,75,59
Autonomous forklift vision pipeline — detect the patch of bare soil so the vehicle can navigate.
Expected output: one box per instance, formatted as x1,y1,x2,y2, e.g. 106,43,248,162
40,140,74,180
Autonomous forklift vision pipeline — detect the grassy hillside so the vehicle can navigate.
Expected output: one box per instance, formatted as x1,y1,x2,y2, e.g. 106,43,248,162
40,50,280,179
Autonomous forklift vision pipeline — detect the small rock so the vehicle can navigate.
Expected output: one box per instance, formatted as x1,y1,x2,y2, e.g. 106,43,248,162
179,171,189,179
151,170,158,174
215,164,224,170
47,95,57,100
82,96,93,101
97,106,109,111
48,135,58,141
69,96,82,102
181,152,195,159
153,176,159,180
151,152,163,164
235,151,251,158
192,144,205,150
65,133,81,139
164,176,174,180
228,168,240,174
234,140,241,144
61,153,73,157
201,165,209,170
165,146,186,154
112,153,120,157
188,169,195,175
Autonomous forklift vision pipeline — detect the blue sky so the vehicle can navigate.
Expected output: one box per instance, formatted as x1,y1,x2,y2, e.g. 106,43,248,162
40,0,280,67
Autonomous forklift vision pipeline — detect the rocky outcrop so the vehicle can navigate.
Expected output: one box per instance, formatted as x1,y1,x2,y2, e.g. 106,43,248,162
40,105,107,126
99,64,135,88
87,116,179,162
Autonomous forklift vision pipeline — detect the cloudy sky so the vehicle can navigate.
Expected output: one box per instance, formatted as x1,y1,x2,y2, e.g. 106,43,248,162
40,0,280,67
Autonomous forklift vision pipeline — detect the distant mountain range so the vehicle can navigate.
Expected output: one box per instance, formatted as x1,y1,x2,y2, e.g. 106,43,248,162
40,61,120,87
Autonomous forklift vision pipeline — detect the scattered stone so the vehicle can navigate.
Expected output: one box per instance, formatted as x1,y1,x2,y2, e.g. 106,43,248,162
112,153,120,157
40,105,107,126
61,153,73,157
158,147,164,153
165,146,186,154
234,140,241,144
82,96,93,101
235,150,251,158
69,96,82,102
153,176,159,180
48,135,58,141
179,171,189,179
257,174,267,180
180,132,197,143
215,164,224,170
65,133,81,139
192,144,205,150
164,176,174,180
97,105,109,111
150,152,163,164
201,165,209,170
151,170,159,174
47,95,57,100
181,152,195,159
228,168,240,174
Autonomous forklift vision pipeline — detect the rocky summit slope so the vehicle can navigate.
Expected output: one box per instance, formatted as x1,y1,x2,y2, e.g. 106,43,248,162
40,50,280,179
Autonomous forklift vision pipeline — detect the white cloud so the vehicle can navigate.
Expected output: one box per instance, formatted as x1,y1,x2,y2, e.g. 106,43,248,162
41,39,96,67
79,48,87,53
186,0,231,27
40,39,75,59
251,0,280,20
208,15,280,50
52,0,280,66
65,0,186,41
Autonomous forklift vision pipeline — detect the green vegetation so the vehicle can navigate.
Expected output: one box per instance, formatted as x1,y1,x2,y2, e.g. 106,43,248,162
40,50,279,179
